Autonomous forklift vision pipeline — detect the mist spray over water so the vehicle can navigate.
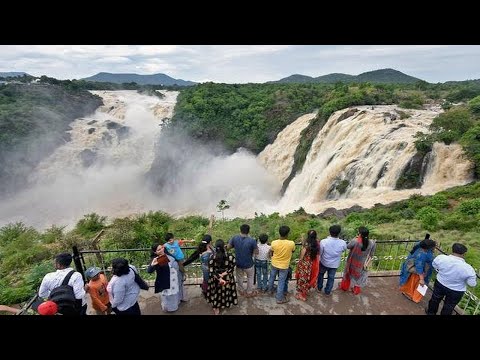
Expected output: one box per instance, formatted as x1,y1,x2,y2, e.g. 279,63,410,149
0,90,281,229
146,131,281,218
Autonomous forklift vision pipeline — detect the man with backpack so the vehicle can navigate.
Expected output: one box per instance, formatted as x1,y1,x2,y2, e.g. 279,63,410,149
38,253,87,315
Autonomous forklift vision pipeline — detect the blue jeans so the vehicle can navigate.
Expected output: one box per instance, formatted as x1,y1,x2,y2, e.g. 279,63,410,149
317,263,337,295
268,265,289,301
255,259,269,291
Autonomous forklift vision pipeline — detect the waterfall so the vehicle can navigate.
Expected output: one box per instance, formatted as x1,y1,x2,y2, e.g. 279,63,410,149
0,90,178,229
257,112,317,183
273,105,474,214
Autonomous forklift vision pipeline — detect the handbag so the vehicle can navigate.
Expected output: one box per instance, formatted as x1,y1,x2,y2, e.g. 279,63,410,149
156,254,169,266
130,266,150,290
406,258,416,273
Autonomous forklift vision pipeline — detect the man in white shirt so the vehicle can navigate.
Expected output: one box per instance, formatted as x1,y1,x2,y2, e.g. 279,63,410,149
38,252,87,315
426,243,477,315
317,225,347,296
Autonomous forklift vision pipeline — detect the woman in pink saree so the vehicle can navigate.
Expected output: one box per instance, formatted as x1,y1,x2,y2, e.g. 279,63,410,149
340,226,376,295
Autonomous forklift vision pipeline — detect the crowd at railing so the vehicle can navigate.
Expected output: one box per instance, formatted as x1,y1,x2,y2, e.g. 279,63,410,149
72,238,479,315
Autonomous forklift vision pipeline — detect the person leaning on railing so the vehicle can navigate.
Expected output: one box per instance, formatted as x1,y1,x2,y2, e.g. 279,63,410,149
426,243,477,315
399,238,436,303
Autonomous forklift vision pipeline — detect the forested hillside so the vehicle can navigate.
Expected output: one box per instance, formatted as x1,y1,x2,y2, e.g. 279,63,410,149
273,68,421,84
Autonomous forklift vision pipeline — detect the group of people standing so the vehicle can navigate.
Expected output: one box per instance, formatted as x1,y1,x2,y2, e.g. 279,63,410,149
399,234,477,315
182,223,377,313
27,225,476,316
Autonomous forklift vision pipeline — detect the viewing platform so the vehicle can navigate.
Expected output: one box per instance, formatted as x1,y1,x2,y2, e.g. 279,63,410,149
87,275,432,315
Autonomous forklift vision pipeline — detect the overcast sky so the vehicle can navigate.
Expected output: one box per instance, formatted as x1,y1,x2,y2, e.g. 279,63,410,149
1,45,480,83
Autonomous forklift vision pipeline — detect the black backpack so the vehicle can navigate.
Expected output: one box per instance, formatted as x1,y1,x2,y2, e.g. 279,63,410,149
48,270,79,315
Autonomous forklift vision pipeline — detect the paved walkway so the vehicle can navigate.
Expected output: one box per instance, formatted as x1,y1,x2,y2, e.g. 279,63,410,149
88,276,431,315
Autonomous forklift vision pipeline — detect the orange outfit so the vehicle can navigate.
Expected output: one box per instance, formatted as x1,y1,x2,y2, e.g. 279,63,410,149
87,273,110,312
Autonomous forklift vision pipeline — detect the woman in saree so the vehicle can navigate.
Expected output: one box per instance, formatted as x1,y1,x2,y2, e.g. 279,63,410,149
399,238,436,303
295,230,320,301
340,226,376,295
147,243,185,312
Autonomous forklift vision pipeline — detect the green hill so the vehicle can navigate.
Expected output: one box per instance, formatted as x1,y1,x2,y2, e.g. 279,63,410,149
315,73,355,83
0,72,30,78
83,72,196,86
355,68,421,83
274,68,422,84
268,74,316,83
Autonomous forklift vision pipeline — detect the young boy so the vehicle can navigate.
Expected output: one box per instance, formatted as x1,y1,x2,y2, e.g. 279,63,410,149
163,233,194,273
84,267,111,315
255,233,271,292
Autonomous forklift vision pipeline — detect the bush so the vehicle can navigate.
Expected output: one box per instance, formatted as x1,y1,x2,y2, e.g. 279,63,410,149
441,213,477,231
75,213,107,237
416,207,441,231
468,95,480,115
428,194,449,210
457,199,480,215
0,222,29,246
401,208,416,219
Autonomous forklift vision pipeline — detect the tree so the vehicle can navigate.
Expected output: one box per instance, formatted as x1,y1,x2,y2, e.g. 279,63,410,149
216,200,230,221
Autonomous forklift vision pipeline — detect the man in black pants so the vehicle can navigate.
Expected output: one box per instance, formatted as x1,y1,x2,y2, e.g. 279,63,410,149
426,243,477,315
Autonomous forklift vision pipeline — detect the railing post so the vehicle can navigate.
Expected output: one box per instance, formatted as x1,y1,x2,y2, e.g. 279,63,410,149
72,246,86,283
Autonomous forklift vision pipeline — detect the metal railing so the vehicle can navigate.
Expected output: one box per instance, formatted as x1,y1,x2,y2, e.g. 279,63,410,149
73,240,417,285
17,239,478,315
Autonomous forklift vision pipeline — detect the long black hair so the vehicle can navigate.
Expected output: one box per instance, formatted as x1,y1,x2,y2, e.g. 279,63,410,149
410,233,431,255
306,230,319,259
183,235,212,267
358,226,369,251
151,242,161,259
214,239,226,268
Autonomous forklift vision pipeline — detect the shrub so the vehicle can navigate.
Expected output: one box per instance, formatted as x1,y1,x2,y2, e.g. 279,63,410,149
457,199,480,215
416,207,441,231
75,213,107,237
468,95,480,115
428,194,449,210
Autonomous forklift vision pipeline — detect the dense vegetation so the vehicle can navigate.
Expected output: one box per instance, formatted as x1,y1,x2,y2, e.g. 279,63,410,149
414,95,480,177
1,182,479,306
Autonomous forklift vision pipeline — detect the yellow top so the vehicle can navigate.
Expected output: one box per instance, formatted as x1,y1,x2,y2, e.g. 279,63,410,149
271,239,295,269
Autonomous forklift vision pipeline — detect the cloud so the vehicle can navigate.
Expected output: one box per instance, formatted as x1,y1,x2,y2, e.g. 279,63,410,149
1,45,479,83
94,56,132,64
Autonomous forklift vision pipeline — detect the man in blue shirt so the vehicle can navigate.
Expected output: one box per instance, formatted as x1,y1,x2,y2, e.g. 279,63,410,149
227,224,258,297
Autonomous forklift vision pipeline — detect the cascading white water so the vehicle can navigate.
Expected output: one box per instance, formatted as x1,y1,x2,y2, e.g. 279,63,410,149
0,90,281,228
0,95,475,229
257,112,317,184
274,105,474,214
0,90,178,229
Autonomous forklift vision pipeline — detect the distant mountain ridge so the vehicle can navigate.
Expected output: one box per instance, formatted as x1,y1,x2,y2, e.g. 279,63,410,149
272,68,422,84
82,72,196,86
0,72,30,78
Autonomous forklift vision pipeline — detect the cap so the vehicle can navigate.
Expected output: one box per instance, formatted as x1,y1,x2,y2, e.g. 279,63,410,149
38,301,58,315
85,267,102,279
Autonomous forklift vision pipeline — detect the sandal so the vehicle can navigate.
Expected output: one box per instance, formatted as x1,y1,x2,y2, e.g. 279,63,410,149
295,293,307,301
